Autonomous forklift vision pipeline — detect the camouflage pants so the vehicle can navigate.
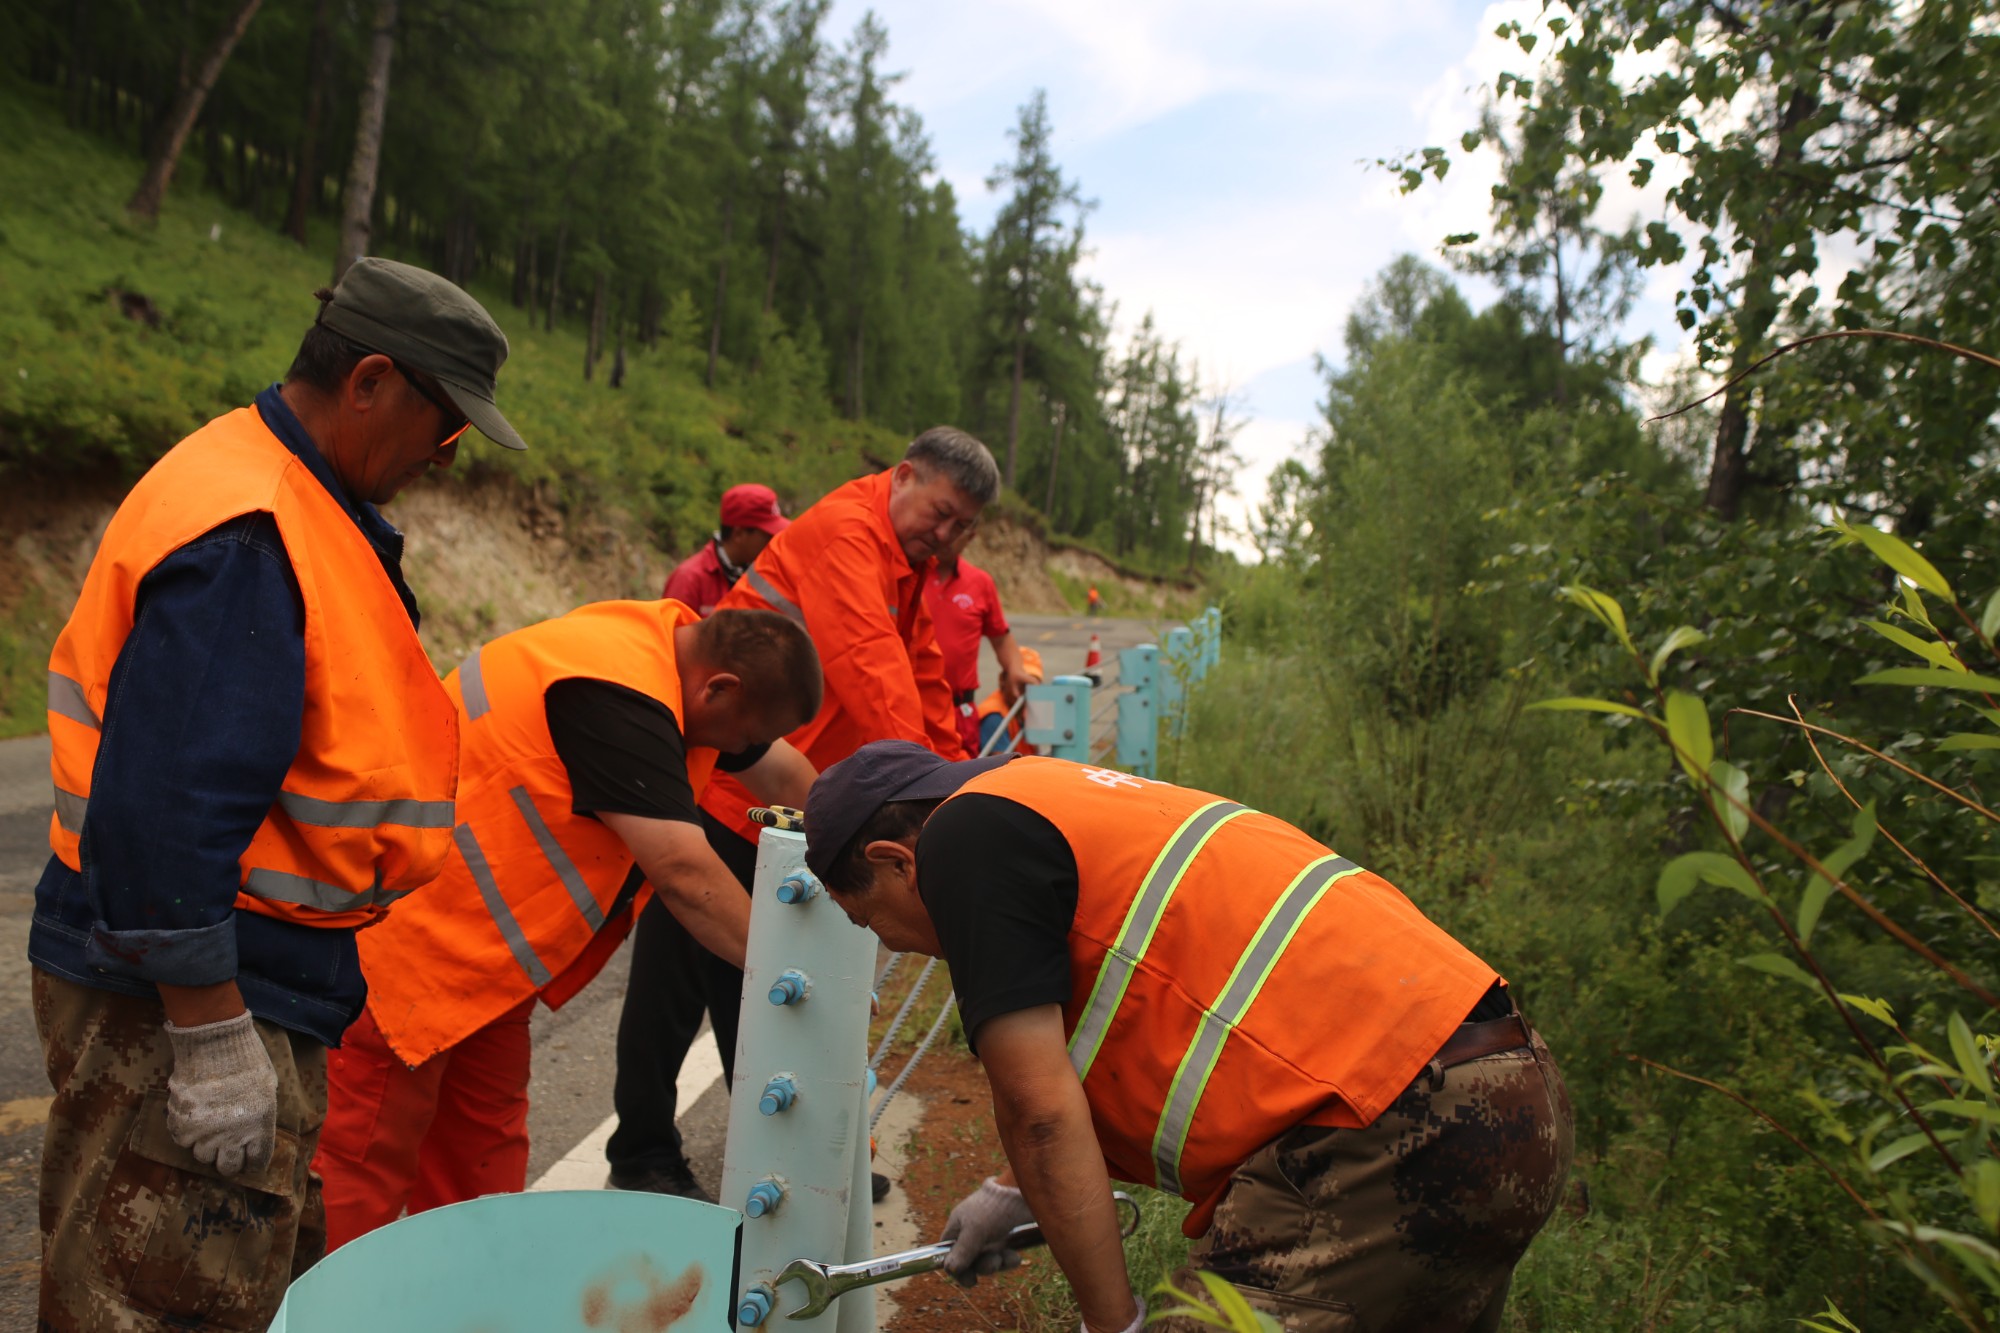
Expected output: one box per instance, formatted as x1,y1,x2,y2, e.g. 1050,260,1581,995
1159,1028,1573,1333
34,968,329,1333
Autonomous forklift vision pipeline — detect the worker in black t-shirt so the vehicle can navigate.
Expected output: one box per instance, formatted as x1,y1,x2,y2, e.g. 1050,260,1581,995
317,603,820,1244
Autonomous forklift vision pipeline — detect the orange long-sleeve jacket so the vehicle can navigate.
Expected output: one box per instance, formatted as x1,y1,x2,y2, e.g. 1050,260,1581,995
697,469,965,842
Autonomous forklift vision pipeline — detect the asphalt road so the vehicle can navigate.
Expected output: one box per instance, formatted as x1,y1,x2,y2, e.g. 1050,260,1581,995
0,611,1167,1328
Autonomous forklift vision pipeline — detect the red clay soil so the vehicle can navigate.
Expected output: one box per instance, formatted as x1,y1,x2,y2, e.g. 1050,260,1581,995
878,1046,1073,1333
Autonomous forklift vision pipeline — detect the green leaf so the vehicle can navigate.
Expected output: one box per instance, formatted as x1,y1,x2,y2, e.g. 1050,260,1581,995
1739,952,1818,991
1856,668,2000,692
1559,585,1637,656
1664,690,1713,781
1800,803,1874,947
1833,518,1953,600
1870,1130,1942,1173
1919,1100,2000,1128
1657,856,1698,917
1660,851,1766,905
1982,589,2000,641
1840,993,1897,1025
1862,619,1963,673
1526,697,1649,720
1649,625,1707,683
1796,1299,1863,1333
1939,733,2000,751
1707,759,1749,840
1900,582,1937,632
1948,1013,1993,1096
1970,1159,2000,1234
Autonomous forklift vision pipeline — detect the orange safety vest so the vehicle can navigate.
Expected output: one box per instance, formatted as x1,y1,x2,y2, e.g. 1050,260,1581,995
940,757,1498,1236
700,469,962,840
360,599,719,1066
46,406,458,929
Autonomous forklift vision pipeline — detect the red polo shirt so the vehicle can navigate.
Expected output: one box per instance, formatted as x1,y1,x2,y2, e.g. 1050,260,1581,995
663,540,737,615
924,557,1008,698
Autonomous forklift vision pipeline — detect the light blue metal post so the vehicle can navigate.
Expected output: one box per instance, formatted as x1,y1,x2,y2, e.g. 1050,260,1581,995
1163,626,1193,735
1025,674,1093,761
1116,643,1159,778
1203,606,1222,673
722,827,877,1329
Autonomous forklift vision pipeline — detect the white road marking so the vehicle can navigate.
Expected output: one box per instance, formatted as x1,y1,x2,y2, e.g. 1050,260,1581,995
527,1031,727,1191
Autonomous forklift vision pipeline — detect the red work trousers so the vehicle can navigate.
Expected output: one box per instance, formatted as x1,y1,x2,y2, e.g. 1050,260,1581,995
313,997,536,1252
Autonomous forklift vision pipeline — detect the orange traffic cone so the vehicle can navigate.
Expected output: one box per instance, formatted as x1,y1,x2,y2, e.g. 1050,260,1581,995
1083,633,1103,683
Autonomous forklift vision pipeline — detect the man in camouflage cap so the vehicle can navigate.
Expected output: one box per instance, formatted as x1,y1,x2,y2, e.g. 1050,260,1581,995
806,741,1575,1332
32,259,522,1330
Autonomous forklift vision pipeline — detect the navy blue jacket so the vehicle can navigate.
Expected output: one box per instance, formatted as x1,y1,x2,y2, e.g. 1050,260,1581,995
30,386,423,1047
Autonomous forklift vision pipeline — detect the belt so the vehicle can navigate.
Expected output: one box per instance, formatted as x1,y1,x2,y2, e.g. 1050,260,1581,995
1434,1012,1532,1070
954,689,978,707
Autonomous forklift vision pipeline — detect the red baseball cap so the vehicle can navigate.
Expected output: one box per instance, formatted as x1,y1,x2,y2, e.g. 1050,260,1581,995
720,483,789,535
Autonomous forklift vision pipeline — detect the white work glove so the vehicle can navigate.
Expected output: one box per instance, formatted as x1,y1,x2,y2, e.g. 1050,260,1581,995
164,1011,279,1177
1082,1292,1146,1333
941,1176,1037,1287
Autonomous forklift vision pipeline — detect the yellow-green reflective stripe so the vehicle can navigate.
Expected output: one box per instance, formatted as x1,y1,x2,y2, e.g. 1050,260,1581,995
277,790,455,829
52,786,87,834
509,786,604,932
1068,800,1250,1079
48,671,100,730
1151,856,1360,1195
746,568,804,623
454,822,552,987
459,648,492,720
244,867,391,911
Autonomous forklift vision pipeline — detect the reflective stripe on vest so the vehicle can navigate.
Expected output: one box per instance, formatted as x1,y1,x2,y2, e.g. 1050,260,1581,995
508,786,604,932
453,822,553,987
1151,854,1362,1194
460,648,492,720
48,671,100,730
1067,800,1251,1079
276,790,455,829
52,786,87,834
745,568,804,623
244,866,411,912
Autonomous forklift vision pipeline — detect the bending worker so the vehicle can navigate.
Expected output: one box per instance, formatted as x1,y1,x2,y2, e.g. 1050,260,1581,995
804,741,1574,1333
32,259,523,1330
975,645,1044,755
314,603,820,1247
664,482,790,613
607,426,998,1199
924,520,1032,755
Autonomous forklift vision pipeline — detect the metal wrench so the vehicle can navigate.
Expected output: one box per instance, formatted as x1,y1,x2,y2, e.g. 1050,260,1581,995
774,1191,1142,1320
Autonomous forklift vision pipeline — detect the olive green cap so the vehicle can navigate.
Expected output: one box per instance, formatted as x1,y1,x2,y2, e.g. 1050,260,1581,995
317,258,527,450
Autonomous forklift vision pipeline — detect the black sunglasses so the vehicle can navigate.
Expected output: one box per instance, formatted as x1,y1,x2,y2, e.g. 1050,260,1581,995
394,363,472,448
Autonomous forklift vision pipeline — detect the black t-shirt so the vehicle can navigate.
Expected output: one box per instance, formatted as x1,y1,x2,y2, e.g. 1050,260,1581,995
915,794,1080,1051
544,678,770,822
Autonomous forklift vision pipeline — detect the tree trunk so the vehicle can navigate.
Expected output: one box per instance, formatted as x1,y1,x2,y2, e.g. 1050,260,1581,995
126,0,265,221
1044,401,1066,521
544,217,568,331
761,185,786,315
849,305,865,420
706,193,736,387
514,224,536,308
584,270,608,380
1003,330,1026,490
333,0,399,282
66,0,93,128
283,0,334,245
610,296,628,389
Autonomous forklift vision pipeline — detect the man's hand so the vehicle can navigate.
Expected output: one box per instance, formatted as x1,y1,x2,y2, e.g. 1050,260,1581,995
164,1010,279,1177
941,1176,1038,1286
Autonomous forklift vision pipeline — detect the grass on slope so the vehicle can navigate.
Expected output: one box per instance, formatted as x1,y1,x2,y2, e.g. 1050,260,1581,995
0,77,902,550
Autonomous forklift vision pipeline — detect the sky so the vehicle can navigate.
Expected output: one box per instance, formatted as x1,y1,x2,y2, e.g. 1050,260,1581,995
823,0,1700,549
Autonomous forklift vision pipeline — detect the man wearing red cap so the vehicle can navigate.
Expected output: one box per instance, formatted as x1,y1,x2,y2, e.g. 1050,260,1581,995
662,484,790,614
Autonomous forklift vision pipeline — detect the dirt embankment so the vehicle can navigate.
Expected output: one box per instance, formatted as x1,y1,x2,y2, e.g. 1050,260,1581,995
2,469,1191,725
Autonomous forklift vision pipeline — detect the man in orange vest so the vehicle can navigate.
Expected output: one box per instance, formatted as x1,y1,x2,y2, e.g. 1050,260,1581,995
805,742,1574,1333
31,259,523,1331
313,603,820,1247
974,645,1044,754
607,426,997,1199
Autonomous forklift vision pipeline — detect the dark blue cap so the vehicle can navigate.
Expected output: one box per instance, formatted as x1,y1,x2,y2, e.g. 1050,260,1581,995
803,740,1015,883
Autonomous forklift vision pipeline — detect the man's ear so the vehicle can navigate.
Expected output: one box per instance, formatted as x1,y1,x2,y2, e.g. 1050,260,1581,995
700,671,743,706
346,353,394,410
863,837,916,880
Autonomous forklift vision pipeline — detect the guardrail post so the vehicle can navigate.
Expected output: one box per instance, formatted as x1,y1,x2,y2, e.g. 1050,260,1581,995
1203,606,1222,672
1163,626,1194,735
1115,642,1158,779
721,827,877,1328
1026,674,1093,761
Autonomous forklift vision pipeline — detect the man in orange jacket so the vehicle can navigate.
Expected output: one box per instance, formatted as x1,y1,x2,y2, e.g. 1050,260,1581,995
31,259,524,1330
313,604,820,1245
607,426,999,1197
806,742,1573,1333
